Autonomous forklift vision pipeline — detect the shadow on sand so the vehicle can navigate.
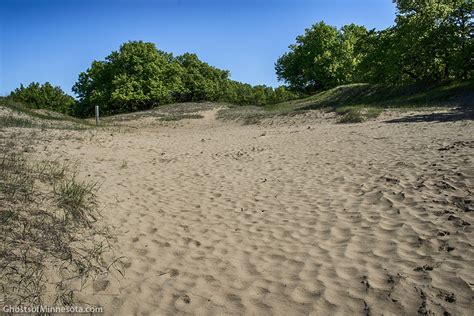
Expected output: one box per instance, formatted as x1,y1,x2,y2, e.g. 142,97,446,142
384,106,474,124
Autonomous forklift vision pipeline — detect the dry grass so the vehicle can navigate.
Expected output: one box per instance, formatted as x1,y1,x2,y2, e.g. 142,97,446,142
0,131,123,307
216,106,274,125
0,116,36,128
101,102,219,123
159,113,204,121
260,81,473,124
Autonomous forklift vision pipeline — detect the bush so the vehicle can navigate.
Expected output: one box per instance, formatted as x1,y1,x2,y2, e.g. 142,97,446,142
9,82,76,114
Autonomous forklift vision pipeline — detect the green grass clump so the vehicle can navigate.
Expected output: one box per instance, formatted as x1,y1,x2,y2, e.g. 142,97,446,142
337,109,364,123
54,178,98,225
154,102,221,115
365,107,383,119
335,106,383,123
0,115,36,128
0,114,92,130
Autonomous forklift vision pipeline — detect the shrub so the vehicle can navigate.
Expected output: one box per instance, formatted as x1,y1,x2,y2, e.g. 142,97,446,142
9,82,76,114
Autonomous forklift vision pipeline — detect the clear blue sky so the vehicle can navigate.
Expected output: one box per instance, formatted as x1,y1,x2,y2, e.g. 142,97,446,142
0,0,396,96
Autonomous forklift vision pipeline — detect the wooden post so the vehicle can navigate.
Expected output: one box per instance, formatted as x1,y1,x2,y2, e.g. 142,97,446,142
95,106,100,126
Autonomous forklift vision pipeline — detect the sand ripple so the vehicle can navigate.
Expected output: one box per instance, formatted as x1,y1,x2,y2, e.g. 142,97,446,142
41,112,473,315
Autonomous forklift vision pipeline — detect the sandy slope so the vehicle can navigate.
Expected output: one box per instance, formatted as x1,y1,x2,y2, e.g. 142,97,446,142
34,109,473,315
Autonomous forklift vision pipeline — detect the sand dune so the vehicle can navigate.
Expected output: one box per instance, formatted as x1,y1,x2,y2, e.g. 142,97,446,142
33,109,473,315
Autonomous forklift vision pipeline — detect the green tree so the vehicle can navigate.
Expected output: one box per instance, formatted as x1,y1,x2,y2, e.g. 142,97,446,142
338,24,370,83
269,86,299,104
9,82,76,114
359,0,473,84
390,0,473,82
73,41,184,116
176,53,229,102
277,1,472,90
356,28,402,83
250,85,270,106
230,81,255,105
275,22,368,93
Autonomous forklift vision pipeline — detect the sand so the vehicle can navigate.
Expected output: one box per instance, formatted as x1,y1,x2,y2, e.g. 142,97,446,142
29,109,474,314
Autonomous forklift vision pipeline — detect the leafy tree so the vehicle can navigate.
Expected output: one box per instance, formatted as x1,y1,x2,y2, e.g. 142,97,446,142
9,82,76,114
356,28,403,83
176,53,229,102
250,85,269,106
269,86,299,104
338,24,370,83
275,22,368,93
226,81,255,105
72,41,184,116
389,0,473,82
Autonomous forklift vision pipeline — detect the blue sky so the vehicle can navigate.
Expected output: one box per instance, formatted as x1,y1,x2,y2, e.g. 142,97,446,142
0,0,396,96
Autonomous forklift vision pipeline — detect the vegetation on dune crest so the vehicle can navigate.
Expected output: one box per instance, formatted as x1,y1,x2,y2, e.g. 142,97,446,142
0,0,472,308
276,0,472,93
71,41,299,117
0,115,36,128
217,81,473,124
8,82,76,114
268,81,474,112
0,97,94,130
275,22,370,93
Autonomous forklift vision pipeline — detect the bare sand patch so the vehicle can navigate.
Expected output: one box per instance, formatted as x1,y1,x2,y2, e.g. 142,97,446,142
26,109,474,314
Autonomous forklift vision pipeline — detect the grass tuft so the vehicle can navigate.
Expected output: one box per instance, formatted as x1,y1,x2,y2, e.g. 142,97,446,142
0,116,36,128
54,178,98,225
335,106,383,124
337,109,364,123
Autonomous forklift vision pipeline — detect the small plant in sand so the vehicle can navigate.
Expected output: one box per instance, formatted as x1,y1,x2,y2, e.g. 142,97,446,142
120,159,128,169
336,106,382,123
337,108,365,123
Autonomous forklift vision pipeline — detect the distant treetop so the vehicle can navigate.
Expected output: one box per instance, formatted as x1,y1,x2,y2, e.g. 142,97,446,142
275,0,473,93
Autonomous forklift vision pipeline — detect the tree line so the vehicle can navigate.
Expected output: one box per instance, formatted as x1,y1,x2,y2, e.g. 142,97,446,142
71,44,299,116
7,0,472,116
8,44,298,117
276,0,473,93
